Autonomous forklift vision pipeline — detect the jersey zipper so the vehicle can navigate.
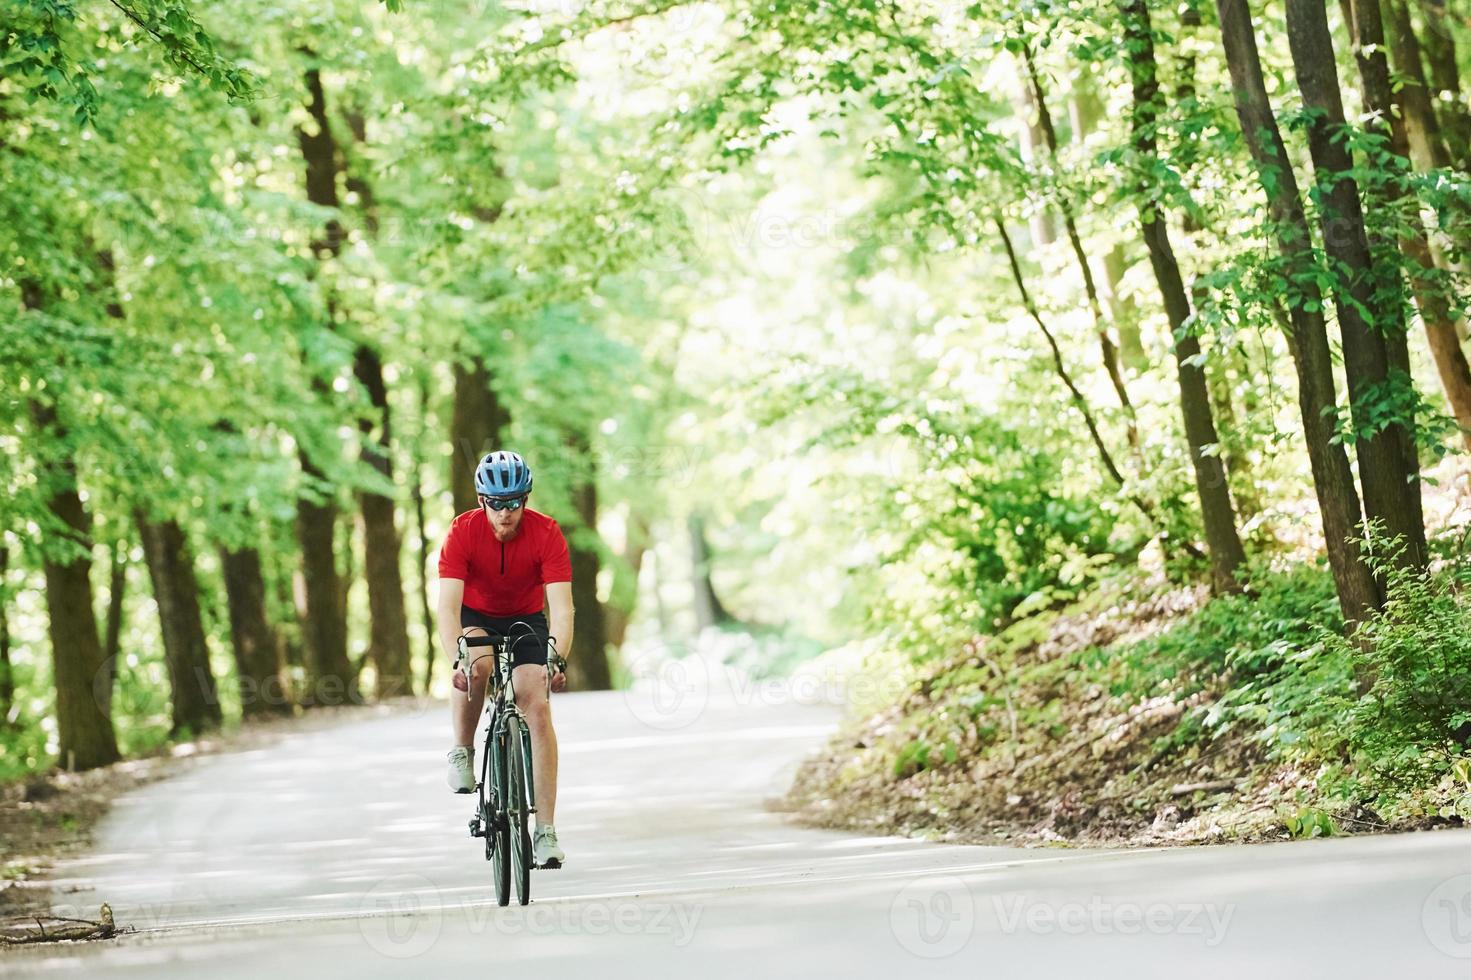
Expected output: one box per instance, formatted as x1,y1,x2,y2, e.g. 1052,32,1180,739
500,540,505,574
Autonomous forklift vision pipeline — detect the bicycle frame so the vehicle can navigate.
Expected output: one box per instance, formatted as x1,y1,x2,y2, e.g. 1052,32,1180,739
458,624,542,826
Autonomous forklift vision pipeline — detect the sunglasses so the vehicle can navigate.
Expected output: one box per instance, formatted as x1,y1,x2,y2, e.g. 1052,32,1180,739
480,495,527,512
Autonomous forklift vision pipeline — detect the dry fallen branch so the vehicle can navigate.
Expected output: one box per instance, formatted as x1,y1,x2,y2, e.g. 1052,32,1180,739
1170,779,1239,797
0,904,124,946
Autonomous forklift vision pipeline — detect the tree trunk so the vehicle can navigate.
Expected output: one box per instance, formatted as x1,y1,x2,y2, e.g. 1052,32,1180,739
220,544,290,719
1011,76,1058,247
1285,0,1426,571
35,443,121,769
136,515,222,735
1417,0,1471,164
1384,0,1455,172
1065,68,1146,371
1175,0,1208,235
22,277,120,772
354,345,413,698
1101,245,1146,371
99,540,125,715
996,219,1198,557
605,517,649,652
293,59,354,703
275,544,305,678
412,378,437,694
1020,40,1140,447
1343,0,1471,451
449,357,513,517
337,110,413,700
565,436,612,691
1214,0,1382,623
295,462,352,701
1191,282,1265,519
0,544,12,723
1119,0,1248,594
689,514,735,632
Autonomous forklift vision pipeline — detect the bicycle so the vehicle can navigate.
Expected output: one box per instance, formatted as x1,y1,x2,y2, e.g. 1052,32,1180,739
455,623,567,907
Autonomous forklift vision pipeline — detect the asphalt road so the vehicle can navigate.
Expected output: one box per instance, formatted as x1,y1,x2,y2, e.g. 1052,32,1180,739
7,654,1471,977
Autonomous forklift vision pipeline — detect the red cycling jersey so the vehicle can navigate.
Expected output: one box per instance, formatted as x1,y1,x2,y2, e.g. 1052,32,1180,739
437,507,572,617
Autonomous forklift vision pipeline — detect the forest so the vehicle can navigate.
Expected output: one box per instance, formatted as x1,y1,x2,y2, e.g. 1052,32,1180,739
3,0,1471,840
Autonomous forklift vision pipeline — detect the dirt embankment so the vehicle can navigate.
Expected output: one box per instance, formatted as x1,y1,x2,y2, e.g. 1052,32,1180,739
780,585,1449,847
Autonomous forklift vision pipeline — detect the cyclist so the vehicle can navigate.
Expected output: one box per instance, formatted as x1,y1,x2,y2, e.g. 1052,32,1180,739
439,450,571,869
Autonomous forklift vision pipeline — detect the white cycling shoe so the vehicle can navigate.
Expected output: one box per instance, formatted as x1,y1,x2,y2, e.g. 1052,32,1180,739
447,746,474,794
533,825,565,869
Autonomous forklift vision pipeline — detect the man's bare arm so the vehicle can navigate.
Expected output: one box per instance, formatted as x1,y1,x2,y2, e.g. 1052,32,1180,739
545,581,575,662
438,578,467,663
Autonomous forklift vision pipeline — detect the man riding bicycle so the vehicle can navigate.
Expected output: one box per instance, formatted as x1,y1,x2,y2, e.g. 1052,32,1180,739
439,450,571,869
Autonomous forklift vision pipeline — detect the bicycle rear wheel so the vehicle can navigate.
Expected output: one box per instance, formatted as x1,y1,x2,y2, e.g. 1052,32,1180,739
488,729,511,907
506,715,533,906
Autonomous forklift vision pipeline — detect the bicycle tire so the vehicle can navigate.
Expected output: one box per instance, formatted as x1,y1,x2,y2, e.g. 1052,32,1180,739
478,737,494,862
489,729,511,907
506,715,533,906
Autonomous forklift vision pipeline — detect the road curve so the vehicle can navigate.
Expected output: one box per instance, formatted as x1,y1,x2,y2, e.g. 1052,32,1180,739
6,656,1471,977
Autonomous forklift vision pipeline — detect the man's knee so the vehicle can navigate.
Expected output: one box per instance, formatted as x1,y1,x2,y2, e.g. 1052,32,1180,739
461,629,494,679
517,678,550,722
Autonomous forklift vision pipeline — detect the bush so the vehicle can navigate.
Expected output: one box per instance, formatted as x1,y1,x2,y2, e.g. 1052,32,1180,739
1331,557,1471,791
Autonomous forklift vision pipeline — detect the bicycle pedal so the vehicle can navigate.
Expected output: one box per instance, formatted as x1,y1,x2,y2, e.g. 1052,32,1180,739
536,859,562,870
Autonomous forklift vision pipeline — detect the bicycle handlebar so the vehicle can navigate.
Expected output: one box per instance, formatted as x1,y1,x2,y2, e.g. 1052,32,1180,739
454,630,566,701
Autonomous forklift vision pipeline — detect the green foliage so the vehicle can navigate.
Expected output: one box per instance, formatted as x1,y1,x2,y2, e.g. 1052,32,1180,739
1281,805,1337,839
1329,555,1471,792
1119,563,1341,684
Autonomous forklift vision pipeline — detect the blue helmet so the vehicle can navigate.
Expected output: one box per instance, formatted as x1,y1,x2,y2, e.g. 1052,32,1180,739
474,451,533,497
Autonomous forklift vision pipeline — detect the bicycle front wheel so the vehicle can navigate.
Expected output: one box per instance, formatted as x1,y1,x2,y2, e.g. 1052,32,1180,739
488,730,511,907
506,715,533,906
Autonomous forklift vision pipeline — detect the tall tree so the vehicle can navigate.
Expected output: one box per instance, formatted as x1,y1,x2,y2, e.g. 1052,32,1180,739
1415,0,1471,164
1019,40,1140,447
449,357,512,516
1285,0,1427,570
996,218,1198,555
1118,0,1247,593
294,59,354,698
0,543,12,723
411,378,438,693
220,543,290,719
100,539,125,721
1214,0,1382,622
689,513,734,633
1383,0,1458,172
136,515,223,736
353,344,414,697
343,108,413,699
1342,0,1471,451
565,433,612,691
27,397,120,770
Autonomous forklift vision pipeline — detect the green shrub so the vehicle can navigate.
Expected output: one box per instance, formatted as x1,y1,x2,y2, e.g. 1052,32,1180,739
1330,557,1471,791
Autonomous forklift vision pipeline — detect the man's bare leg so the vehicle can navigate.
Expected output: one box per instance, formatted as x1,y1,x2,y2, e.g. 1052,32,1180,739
452,629,492,749
513,662,558,825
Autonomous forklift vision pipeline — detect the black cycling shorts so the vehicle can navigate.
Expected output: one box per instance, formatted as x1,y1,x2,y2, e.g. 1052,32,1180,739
459,607,549,669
